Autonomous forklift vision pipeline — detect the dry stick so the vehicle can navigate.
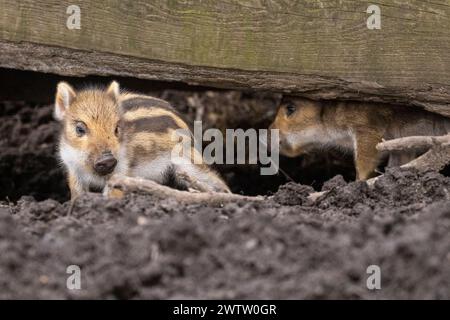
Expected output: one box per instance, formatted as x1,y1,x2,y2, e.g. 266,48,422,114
377,134,450,172
376,134,450,152
67,198,77,215
308,134,450,202
402,145,450,172
307,191,327,202
107,175,264,205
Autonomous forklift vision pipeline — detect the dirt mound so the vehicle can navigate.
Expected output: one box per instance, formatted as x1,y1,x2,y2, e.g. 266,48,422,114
273,182,314,206
315,169,450,213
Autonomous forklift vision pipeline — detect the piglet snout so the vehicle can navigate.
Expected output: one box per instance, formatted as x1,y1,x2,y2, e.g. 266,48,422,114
94,152,117,176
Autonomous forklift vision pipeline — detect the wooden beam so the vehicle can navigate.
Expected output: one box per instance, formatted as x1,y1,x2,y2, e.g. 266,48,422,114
1,1,450,116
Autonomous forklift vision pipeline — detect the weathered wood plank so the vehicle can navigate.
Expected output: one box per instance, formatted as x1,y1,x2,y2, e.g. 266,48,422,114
1,1,450,116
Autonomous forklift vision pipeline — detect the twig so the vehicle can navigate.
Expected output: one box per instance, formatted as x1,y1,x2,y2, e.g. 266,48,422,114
376,134,450,152
401,144,450,172
377,134,450,172
307,191,326,202
67,197,77,215
107,175,264,206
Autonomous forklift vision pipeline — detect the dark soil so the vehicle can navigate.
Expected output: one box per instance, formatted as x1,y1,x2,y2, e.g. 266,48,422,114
1,96,450,299
2,168,450,299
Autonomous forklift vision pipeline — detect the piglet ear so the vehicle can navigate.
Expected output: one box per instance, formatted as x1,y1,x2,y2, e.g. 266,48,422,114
106,81,120,102
54,82,76,121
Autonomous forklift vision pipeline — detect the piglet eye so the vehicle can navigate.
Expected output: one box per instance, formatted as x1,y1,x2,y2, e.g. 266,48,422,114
285,103,296,116
75,121,87,137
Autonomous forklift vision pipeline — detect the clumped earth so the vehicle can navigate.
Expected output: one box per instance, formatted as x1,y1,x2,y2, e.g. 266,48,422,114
1,99,450,299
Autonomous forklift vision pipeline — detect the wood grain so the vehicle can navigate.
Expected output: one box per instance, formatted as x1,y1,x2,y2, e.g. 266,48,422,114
1,1,450,115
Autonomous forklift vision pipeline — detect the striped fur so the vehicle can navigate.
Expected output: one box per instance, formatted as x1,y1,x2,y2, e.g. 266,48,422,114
55,82,230,199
